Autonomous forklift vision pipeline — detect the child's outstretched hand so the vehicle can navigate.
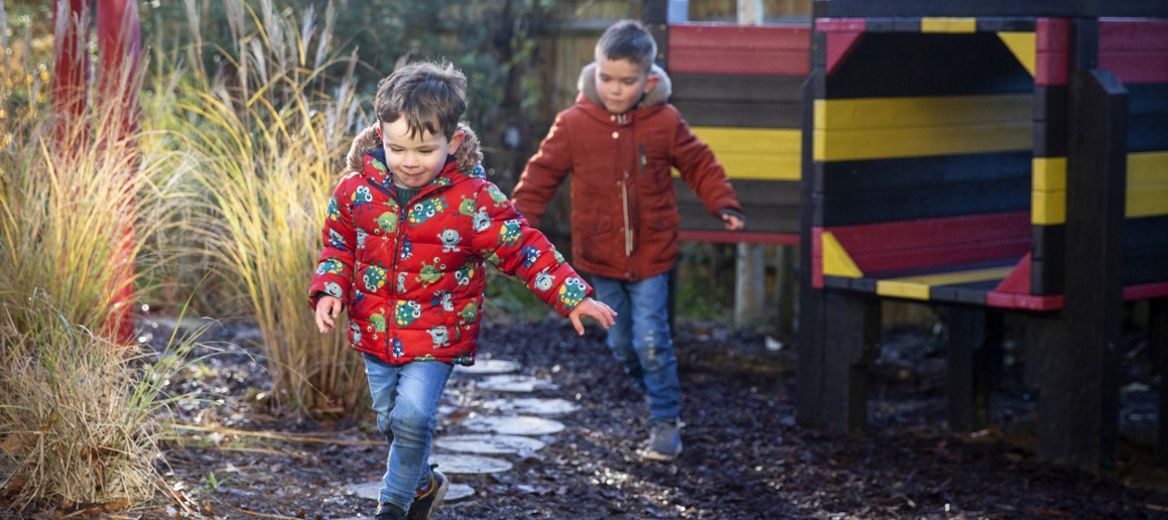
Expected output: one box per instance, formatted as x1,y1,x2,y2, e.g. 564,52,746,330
721,212,745,231
315,296,343,334
568,297,617,336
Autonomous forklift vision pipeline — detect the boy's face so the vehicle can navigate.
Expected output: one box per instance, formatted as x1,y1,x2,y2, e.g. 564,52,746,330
594,57,658,114
379,117,463,189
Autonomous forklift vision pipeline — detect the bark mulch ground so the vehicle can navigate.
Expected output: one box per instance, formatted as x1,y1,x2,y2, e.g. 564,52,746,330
14,315,1168,519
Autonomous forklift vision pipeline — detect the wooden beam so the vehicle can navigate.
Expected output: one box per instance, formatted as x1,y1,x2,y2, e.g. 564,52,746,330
1039,19,1127,468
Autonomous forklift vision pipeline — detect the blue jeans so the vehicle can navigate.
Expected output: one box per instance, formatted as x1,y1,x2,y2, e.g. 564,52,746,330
592,273,681,422
363,353,452,510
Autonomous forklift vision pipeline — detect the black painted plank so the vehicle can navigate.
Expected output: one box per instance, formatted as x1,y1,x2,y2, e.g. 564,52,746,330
819,177,1031,226
814,0,1168,18
1124,215,1168,251
1036,87,1069,157
1125,249,1168,285
827,33,1034,99
816,152,1031,194
1032,224,1066,295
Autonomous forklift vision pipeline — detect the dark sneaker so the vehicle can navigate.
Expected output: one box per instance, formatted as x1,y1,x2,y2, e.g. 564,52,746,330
406,468,449,520
642,419,682,461
375,502,407,520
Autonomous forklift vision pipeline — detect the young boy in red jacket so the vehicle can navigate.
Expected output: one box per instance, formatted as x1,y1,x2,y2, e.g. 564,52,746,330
310,61,615,520
511,20,744,462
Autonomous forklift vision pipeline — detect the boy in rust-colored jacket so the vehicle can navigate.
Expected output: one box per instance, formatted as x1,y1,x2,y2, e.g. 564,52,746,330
512,20,744,462
309,61,615,520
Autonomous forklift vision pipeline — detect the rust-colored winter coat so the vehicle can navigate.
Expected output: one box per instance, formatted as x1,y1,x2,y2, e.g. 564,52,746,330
309,125,591,365
511,63,741,281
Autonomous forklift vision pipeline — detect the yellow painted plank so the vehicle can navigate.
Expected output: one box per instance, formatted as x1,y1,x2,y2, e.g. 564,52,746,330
1128,184,1168,218
821,231,863,278
1032,156,1067,224
998,32,1037,77
1128,151,1168,217
876,266,1015,300
813,124,1031,161
1129,151,1168,188
1032,189,1066,224
921,17,977,33
686,127,802,180
1032,157,1067,190
814,94,1032,130
875,281,931,300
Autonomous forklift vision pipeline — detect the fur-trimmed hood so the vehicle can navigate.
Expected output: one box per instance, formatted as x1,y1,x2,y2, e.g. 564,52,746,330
577,62,672,111
345,121,483,175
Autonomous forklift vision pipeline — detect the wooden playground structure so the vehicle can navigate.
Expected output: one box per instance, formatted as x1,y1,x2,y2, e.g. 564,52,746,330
646,0,1168,468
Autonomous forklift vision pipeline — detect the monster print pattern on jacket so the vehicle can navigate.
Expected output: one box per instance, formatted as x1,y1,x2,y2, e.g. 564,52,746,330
310,124,591,365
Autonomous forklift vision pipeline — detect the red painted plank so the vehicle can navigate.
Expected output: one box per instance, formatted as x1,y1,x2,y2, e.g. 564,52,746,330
827,212,1031,273
817,18,866,33
1098,19,1168,51
669,23,811,76
1036,18,1069,86
678,230,800,245
1098,52,1168,84
1036,18,1069,51
812,227,824,288
1124,282,1168,301
826,32,863,76
986,291,1063,310
993,253,1032,293
669,50,810,76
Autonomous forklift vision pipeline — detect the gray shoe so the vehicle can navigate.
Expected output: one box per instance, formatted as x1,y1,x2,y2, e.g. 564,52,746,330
642,419,682,461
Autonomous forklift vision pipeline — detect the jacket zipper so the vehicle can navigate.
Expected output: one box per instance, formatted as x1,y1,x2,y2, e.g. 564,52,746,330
621,177,632,257
367,179,410,360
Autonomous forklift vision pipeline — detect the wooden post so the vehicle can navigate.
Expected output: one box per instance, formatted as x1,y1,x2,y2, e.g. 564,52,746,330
738,0,765,25
777,244,798,336
944,305,998,432
731,0,767,329
796,60,825,427
1039,19,1127,468
821,291,881,434
1152,299,1168,465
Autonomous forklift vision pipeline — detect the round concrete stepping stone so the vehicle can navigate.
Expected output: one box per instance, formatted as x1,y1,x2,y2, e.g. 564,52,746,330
474,374,558,392
342,480,475,503
434,434,546,455
461,415,565,435
342,481,382,501
481,397,580,415
445,482,475,501
429,453,512,474
453,359,521,375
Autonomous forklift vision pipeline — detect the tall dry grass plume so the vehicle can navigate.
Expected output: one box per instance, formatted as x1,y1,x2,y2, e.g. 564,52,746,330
160,0,368,416
0,1,195,511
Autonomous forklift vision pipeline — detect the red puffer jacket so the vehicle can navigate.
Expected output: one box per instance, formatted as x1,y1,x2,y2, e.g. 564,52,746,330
309,125,591,365
512,63,741,282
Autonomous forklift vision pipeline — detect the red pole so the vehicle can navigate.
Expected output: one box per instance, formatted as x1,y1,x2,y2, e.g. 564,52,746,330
51,0,89,140
97,0,142,344
51,0,142,343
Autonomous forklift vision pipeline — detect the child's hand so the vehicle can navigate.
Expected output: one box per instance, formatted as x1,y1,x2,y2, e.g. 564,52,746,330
568,297,617,336
721,212,745,231
315,296,343,334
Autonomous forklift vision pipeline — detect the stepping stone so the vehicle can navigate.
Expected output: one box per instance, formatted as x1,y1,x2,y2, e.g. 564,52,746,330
429,453,512,474
446,482,475,501
342,481,382,501
481,397,580,416
341,480,475,503
453,359,521,375
474,374,558,393
461,415,565,436
434,434,546,455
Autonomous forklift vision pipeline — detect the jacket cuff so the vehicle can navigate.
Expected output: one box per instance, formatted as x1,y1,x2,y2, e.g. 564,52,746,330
719,207,745,221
